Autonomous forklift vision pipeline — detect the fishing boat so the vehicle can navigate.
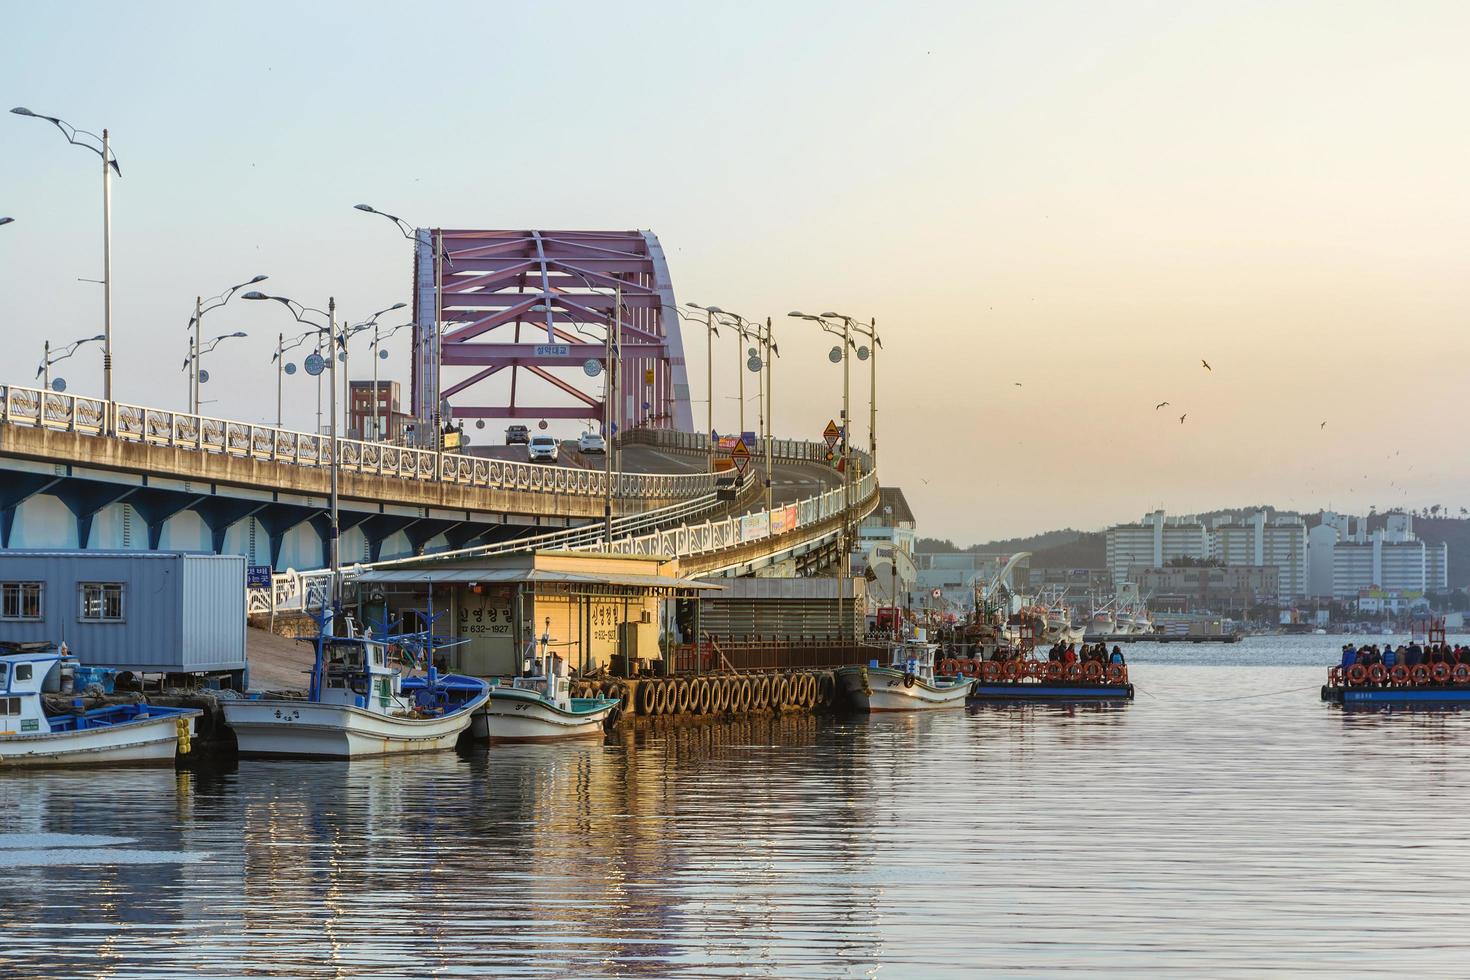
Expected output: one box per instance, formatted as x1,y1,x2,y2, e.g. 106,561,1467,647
474,625,621,742
222,612,489,759
835,631,971,711
0,643,200,768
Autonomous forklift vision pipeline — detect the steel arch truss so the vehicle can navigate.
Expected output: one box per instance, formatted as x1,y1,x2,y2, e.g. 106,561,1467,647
411,229,693,434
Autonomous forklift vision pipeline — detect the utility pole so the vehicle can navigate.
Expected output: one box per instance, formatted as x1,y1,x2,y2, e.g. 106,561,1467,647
101,128,113,433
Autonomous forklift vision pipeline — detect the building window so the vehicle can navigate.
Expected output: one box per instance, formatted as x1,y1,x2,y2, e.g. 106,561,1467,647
79,583,125,622
1,582,43,621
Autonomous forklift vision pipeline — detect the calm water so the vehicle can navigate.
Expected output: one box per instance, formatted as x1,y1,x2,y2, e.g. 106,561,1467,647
6,635,1470,978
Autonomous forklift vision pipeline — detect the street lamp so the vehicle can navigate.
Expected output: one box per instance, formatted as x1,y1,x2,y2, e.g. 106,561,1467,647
682,305,722,469
36,334,106,397
181,332,248,413
0,217,13,226
245,292,343,609
11,107,121,431
821,312,881,469
188,275,268,414
271,328,317,429
791,310,854,601
339,303,406,440
355,203,455,449
367,322,411,442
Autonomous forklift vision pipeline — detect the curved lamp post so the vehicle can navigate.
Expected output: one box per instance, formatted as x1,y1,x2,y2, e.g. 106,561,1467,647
271,328,317,428
188,275,267,413
181,332,248,413
245,292,343,607
37,333,105,395
354,204,454,448
11,107,120,431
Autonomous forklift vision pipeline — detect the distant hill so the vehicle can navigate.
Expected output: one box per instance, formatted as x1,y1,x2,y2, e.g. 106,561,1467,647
1028,532,1107,569
916,529,1084,555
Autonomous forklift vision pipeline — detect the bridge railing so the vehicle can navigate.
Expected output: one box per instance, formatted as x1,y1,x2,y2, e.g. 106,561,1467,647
619,427,840,465
255,466,877,614
0,383,717,500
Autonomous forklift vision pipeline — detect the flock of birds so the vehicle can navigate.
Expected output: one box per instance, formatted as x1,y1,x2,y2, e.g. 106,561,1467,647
1017,357,1328,430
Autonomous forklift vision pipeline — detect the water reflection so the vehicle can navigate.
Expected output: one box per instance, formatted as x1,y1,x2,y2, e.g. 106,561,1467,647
4,637,1470,975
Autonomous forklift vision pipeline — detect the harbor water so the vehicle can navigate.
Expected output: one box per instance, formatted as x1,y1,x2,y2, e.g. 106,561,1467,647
6,635,1470,977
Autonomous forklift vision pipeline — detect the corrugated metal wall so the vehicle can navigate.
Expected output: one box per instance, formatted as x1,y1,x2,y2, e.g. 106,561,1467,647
698,578,867,641
0,552,245,673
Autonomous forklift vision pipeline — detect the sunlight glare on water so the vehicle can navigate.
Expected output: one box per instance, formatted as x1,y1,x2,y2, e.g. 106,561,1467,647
3,635,1470,977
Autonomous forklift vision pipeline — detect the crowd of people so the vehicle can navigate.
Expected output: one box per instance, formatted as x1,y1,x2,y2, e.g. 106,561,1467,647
1339,642,1470,670
1042,642,1126,666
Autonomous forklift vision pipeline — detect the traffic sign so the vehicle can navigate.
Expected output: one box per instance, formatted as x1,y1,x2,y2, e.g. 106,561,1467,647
729,438,751,477
823,419,840,449
304,352,325,376
643,368,654,384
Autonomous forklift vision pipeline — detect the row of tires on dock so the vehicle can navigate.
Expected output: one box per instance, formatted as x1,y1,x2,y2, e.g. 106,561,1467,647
571,671,839,718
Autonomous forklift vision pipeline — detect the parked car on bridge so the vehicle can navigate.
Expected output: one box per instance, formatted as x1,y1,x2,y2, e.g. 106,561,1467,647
527,435,559,463
577,430,606,454
505,424,530,444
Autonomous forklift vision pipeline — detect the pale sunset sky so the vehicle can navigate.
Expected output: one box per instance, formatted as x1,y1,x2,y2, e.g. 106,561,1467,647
3,1,1467,542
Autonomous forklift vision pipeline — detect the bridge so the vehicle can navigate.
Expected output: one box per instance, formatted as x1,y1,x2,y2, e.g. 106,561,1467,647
0,227,879,600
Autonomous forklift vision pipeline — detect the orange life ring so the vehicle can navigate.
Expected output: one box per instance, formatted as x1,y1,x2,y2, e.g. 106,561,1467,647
1389,665,1410,685
1454,664,1470,685
1347,664,1369,686
1368,664,1386,685
1432,663,1451,684
1082,661,1102,682
1064,662,1081,682
980,661,997,682
1044,662,1062,681
1004,661,1023,682
1106,664,1125,684
1411,665,1431,685
940,658,958,676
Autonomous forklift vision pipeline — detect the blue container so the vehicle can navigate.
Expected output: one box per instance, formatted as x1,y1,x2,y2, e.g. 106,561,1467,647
869,659,880,668
73,667,115,695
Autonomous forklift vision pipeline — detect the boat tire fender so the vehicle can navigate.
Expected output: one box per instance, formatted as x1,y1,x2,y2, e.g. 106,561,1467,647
903,673,916,689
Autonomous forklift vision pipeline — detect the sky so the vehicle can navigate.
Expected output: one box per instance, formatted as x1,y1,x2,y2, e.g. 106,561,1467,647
3,1,1468,544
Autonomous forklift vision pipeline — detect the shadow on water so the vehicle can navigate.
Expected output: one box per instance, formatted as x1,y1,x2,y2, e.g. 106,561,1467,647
6,635,1470,976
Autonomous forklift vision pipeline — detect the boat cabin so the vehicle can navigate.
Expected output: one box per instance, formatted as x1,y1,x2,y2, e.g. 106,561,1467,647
0,646,64,736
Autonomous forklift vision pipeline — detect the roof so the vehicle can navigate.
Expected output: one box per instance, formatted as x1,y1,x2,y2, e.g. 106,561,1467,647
877,487,916,526
353,568,722,590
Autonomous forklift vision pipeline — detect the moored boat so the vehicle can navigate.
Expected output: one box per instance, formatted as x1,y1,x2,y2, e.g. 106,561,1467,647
0,644,200,768
836,632,971,712
222,613,488,759
474,627,620,742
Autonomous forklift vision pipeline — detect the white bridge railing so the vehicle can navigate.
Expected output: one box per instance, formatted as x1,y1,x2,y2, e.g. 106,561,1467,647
0,383,834,502
253,469,877,614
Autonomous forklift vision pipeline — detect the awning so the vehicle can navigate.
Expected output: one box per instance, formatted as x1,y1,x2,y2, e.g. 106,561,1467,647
352,567,722,591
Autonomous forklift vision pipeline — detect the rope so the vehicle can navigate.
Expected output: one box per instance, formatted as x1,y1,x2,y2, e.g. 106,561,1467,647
1130,684,1322,705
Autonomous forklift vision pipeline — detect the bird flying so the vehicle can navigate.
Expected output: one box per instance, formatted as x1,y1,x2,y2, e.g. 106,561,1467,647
1320,421,1327,429
1155,401,1170,410
1201,359,1211,371
1013,382,1023,387
1179,413,1188,424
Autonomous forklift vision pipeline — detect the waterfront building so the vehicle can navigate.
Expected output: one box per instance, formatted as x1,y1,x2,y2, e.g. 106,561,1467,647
1104,510,1209,586
1211,512,1307,601
1308,510,1448,599
852,487,918,608
1133,564,1279,616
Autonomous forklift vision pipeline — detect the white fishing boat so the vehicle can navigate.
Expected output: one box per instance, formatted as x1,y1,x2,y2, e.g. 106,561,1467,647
835,630,971,712
474,625,620,742
0,644,199,768
222,613,489,759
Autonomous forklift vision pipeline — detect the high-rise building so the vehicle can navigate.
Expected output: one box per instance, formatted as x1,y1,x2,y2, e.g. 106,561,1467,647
1105,510,1209,585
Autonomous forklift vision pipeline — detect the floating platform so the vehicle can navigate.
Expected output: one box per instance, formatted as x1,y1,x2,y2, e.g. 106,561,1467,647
968,682,1134,702
1322,685,1470,707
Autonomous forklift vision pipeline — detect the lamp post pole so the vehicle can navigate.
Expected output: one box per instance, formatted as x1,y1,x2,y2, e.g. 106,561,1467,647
101,128,113,431
706,309,716,466
276,332,285,428
604,291,614,545
191,296,201,414
372,323,382,442
328,296,340,605
42,341,51,396
764,317,775,517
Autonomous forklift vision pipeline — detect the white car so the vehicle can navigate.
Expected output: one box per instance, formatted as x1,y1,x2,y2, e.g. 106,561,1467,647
577,431,606,454
527,435,559,463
